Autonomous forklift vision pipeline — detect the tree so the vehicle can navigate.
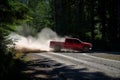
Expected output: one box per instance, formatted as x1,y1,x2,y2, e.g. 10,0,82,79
0,0,30,79
28,0,53,32
52,0,120,50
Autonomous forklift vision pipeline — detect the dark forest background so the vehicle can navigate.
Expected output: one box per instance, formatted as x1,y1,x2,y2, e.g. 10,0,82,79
27,0,120,51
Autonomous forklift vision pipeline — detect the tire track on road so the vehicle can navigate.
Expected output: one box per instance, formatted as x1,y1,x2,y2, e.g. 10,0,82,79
36,52,120,77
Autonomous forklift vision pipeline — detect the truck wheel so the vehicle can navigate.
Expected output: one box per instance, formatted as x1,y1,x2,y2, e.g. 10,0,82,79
54,45,61,52
83,46,89,52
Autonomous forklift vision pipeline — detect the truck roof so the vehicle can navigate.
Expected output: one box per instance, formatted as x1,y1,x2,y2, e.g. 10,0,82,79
65,37,83,42
65,37,79,40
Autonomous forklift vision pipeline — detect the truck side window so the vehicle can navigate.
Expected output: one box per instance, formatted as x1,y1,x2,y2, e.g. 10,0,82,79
66,39,73,43
66,39,81,44
73,39,80,44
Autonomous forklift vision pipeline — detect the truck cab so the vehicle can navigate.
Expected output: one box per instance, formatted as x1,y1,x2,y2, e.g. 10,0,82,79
64,38,92,52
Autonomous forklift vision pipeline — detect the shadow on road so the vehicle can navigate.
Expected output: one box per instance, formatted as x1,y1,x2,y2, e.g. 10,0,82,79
20,55,119,80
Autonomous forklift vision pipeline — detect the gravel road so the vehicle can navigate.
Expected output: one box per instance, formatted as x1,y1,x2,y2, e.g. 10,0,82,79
36,52,120,78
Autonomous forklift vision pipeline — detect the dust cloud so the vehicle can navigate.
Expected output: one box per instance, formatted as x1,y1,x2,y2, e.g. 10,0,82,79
9,28,65,51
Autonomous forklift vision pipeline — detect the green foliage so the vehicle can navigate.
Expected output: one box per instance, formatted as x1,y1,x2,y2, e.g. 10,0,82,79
0,0,31,25
0,27,16,79
28,0,53,32
0,0,31,79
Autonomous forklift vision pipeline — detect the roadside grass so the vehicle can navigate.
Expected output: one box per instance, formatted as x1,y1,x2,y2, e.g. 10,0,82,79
91,54,120,61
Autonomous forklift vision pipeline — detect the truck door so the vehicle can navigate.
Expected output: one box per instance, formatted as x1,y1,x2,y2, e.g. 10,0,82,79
64,39,74,49
72,39,83,50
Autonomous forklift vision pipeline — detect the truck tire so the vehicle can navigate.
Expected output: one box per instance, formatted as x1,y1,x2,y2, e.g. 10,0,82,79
82,46,90,52
54,45,61,52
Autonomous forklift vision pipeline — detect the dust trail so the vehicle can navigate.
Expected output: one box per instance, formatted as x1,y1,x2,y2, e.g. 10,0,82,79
9,28,65,51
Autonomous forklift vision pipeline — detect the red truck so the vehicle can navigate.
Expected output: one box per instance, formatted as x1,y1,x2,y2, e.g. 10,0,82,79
49,38,92,52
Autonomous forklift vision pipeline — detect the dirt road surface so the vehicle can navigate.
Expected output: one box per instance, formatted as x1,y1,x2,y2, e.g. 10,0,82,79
22,52,120,80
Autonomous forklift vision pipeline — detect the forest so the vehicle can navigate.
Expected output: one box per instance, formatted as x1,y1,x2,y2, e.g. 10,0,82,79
27,0,120,51
0,0,120,79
